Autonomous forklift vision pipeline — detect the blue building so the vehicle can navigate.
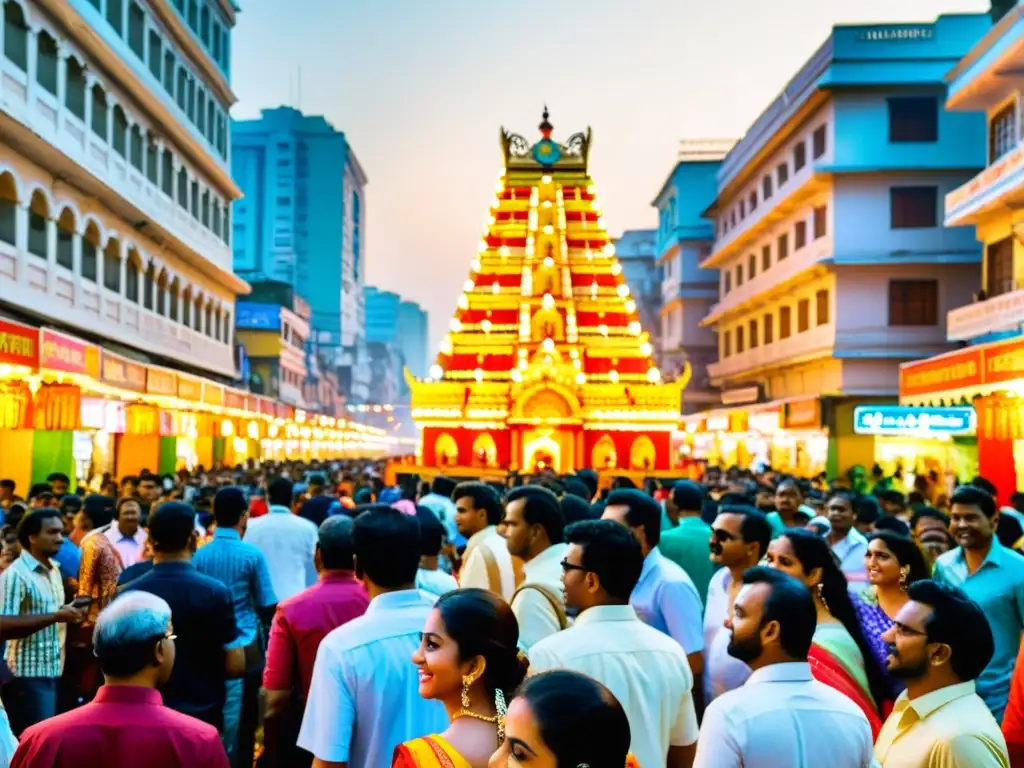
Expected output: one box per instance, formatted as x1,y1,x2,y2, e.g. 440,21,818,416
364,286,429,401
231,106,369,401
695,13,991,478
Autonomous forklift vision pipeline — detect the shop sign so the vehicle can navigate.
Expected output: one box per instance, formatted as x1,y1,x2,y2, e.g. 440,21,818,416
203,383,225,407
146,367,177,396
784,400,821,429
721,386,760,406
748,411,781,433
40,329,99,377
983,338,1024,386
224,389,247,411
855,25,933,41
946,143,1024,216
101,352,146,392
177,375,202,402
946,290,1024,342
853,405,975,436
705,415,730,432
0,320,39,370
899,348,983,398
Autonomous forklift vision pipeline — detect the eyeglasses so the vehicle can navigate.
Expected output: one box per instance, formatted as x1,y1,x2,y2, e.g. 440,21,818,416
559,559,590,575
711,528,736,543
891,621,927,638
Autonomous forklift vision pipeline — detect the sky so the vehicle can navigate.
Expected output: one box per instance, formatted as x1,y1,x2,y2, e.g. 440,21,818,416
230,0,989,354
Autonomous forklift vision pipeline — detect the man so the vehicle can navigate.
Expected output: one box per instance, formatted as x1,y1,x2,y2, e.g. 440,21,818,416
262,516,369,768
195,488,277,768
453,481,514,600
11,592,229,768
694,567,875,767
769,478,805,535
119,475,138,500
417,476,460,546
244,477,318,602
875,580,1009,766
105,498,148,568
54,495,82,588
827,490,869,592
0,510,85,734
413,506,458,597
659,481,716,604
46,473,70,498
528,520,698,768
704,505,771,703
27,485,55,510
0,478,18,512
136,474,162,505
602,488,705,698
298,506,447,768
504,485,568,650
122,502,244,729
934,485,1024,721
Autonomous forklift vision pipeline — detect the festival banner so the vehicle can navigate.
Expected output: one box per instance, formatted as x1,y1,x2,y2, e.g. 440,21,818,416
983,338,1024,387
899,347,983,399
202,382,225,407
146,367,178,396
39,329,100,378
0,320,39,371
224,389,247,411
101,352,147,392
177,374,203,402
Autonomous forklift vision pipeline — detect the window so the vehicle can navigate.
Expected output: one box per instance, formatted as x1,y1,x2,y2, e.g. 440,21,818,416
987,237,1015,297
762,175,773,201
816,290,829,325
200,6,210,45
146,137,158,184
81,225,98,282
36,32,58,94
736,263,744,287
112,106,128,157
187,0,198,29
130,125,143,171
763,314,774,344
777,233,789,260
739,199,746,219
797,299,810,333
723,271,731,295
3,0,28,71
169,282,179,322
126,261,139,302
891,187,938,229
889,280,938,326
156,279,166,315
276,197,292,207
889,97,938,143
163,51,175,95
813,206,827,239
749,191,757,212
197,90,206,133
749,319,759,349
27,194,47,259
201,190,210,227
990,103,1018,163
780,307,792,339
176,68,187,111
213,22,222,60
128,2,145,58
103,240,120,292
0,176,15,245
106,0,123,32
66,58,86,119
161,150,173,196
762,245,771,271
794,141,806,171
794,221,807,250
186,77,195,121
736,325,745,353
143,266,154,310
777,163,789,187
730,210,736,228
190,180,199,219
177,167,188,209
148,32,162,79
56,209,74,269
812,125,827,159
90,84,108,140
748,253,757,280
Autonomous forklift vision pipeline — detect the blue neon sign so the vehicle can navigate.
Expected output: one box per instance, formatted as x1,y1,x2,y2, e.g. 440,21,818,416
853,406,976,436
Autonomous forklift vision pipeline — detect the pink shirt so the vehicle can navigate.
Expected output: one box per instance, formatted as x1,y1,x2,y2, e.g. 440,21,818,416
263,571,370,697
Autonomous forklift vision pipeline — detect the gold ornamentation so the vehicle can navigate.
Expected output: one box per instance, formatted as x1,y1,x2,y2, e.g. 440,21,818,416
899,566,910,592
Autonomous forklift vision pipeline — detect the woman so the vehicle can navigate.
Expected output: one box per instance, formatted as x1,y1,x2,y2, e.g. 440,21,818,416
853,531,930,698
489,670,638,768
765,529,888,737
393,589,528,768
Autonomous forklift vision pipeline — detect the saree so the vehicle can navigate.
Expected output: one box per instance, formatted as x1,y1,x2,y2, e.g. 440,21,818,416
392,736,473,768
809,623,881,738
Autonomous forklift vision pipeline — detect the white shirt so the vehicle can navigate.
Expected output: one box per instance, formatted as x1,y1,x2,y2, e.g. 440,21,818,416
104,525,147,568
832,528,869,593
511,542,569,650
694,662,879,768
415,567,458,597
298,590,448,768
243,505,318,601
702,568,751,702
528,604,698,768
459,525,515,601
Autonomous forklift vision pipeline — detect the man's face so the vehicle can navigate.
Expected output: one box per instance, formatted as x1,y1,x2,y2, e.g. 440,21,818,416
709,513,752,567
138,479,160,502
600,504,645,550
559,543,591,613
949,502,995,551
754,489,775,512
775,484,802,516
32,517,64,557
118,501,142,537
122,480,137,497
454,496,486,538
31,494,56,509
881,499,904,518
502,498,534,560
726,583,769,664
0,485,12,503
826,496,855,533
880,600,934,681
51,478,69,496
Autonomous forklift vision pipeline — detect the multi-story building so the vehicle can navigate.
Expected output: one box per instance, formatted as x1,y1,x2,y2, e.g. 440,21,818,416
396,299,428,380
698,14,989,478
613,229,661,366
232,106,369,401
364,285,429,400
652,141,733,413
0,0,247,483
899,3,1024,501
236,281,312,408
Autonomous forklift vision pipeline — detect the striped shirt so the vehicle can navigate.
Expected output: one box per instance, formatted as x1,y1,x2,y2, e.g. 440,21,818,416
0,550,66,678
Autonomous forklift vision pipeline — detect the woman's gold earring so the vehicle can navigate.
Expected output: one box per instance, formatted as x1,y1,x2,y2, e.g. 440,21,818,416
461,675,471,709
899,566,910,592
816,583,830,613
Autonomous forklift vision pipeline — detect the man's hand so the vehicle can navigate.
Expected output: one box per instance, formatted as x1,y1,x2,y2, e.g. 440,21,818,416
55,604,85,624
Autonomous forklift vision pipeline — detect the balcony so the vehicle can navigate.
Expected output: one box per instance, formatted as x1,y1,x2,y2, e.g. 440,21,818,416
708,323,836,382
946,287,1024,341
945,140,1024,227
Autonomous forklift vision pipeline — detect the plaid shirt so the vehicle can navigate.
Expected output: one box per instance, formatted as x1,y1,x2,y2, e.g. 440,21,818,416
0,550,66,678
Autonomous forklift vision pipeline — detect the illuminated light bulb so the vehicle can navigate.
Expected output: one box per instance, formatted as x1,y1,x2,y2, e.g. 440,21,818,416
481,319,492,333
471,259,481,272
599,324,609,336
617,284,630,298
587,185,595,194
450,318,462,332
542,337,555,353
430,364,443,380
586,248,594,261
625,299,636,313
591,200,601,211
597,217,606,229
474,368,484,382
495,181,504,193
569,349,579,359
609,370,619,383
647,367,661,383
478,241,487,253
640,341,653,356
604,243,616,256
492,281,501,295
510,369,522,383
488,215,496,225
440,336,452,354
542,293,555,310
543,256,554,268
573,358,582,369
611,262,622,276
457,295,469,310
463,279,475,292
518,347,528,358
628,321,642,335
576,372,586,385
518,358,528,370
543,225,554,235
499,245,511,257
542,175,552,184
542,200,553,208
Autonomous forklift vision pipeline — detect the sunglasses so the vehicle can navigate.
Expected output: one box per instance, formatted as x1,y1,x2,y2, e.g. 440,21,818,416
560,559,590,575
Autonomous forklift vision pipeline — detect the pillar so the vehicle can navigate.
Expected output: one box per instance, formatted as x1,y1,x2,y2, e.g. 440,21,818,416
25,28,38,106
72,227,83,304
44,217,56,293
15,201,29,285
56,43,68,135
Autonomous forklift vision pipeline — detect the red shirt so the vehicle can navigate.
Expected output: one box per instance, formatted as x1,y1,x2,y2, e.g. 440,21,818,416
262,571,369,697
11,685,228,768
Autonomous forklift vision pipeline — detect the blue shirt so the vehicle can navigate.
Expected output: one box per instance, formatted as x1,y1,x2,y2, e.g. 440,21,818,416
194,527,278,649
52,538,81,585
934,541,1024,721
298,589,448,768
630,548,705,655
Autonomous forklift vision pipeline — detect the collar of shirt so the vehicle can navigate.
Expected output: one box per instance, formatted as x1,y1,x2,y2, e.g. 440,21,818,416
952,540,1003,572
320,570,360,586
269,505,291,515
151,561,197,574
364,589,434,617
212,527,241,541
574,603,638,629
522,542,567,580
18,549,54,573
638,547,665,584
93,685,163,707
109,527,146,544
894,679,977,721
832,527,867,555
746,661,814,685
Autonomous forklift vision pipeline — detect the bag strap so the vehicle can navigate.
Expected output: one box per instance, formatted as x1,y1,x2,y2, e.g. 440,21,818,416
512,583,568,630
478,544,503,597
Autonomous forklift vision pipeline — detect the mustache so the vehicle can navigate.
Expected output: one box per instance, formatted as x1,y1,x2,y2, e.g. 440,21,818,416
709,542,723,555
886,644,899,659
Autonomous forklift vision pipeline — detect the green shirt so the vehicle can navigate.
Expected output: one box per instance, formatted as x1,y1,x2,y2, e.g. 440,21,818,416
659,517,718,606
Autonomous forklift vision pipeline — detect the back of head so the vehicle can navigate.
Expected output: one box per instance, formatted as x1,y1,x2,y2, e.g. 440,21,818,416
741,566,817,659
516,669,631,768
970,476,999,498
353,505,420,588
562,478,591,502
575,469,598,500
505,485,565,544
606,487,662,547
415,505,445,557
564,519,643,602
436,588,526,700
451,481,503,526
148,501,196,553
672,480,705,513
907,579,994,682
213,487,247,528
60,494,83,516
874,515,911,536
560,493,593,526
267,476,294,507
93,592,172,677
82,494,114,529
318,515,355,571
431,476,456,499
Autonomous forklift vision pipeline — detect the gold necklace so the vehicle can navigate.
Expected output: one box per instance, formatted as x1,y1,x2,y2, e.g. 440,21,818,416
455,708,504,745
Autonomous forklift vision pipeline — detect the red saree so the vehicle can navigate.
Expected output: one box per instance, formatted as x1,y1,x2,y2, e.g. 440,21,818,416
808,644,882,738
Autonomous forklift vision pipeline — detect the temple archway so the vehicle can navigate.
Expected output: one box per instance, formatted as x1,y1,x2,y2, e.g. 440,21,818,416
514,387,575,421
531,306,564,341
592,435,617,470
471,432,498,468
629,435,656,470
434,432,458,467
523,433,561,473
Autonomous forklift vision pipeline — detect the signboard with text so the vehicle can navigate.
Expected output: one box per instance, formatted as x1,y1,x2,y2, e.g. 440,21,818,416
854,406,975,436
100,352,147,392
40,329,100,378
901,335,1024,399
0,320,39,370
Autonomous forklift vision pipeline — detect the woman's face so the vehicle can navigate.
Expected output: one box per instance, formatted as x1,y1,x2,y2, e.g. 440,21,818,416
765,536,807,584
488,697,556,768
864,538,901,587
412,608,469,702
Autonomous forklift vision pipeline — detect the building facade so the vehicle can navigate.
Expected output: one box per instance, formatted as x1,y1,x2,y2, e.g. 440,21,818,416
651,141,732,414
396,299,428,380
231,106,369,401
899,4,1024,502
697,14,990,478
613,228,661,367
364,285,428,403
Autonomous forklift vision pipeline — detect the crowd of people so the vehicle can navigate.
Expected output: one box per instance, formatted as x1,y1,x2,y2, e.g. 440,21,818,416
0,460,1022,766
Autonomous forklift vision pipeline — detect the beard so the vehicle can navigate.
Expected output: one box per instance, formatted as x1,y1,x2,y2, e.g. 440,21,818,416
886,646,929,680
727,631,763,664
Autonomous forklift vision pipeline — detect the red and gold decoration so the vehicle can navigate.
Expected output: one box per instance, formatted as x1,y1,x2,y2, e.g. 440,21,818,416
408,110,689,473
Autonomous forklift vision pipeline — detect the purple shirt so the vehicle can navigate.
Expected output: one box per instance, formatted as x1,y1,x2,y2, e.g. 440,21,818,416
263,571,370,698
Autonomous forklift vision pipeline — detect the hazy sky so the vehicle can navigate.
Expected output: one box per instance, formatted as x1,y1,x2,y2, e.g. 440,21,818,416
231,0,988,353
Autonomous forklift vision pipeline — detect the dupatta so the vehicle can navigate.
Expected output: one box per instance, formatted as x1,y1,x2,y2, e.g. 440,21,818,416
808,635,882,739
392,736,473,768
